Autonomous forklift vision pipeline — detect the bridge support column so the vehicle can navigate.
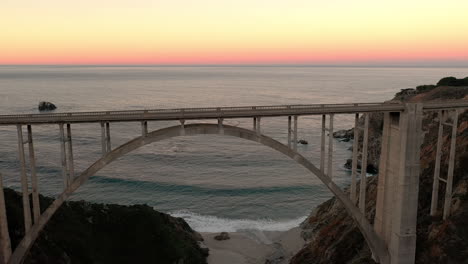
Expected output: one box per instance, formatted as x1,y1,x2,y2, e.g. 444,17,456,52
0,173,12,264
180,120,185,136
105,122,111,152
293,116,298,151
66,124,75,183
16,125,32,234
359,113,369,212
351,113,360,204
256,117,261,135
288,116,292,148
27,125,40,222
320,115,326,173
59,124,69,187
374,104,423,264
141,121,148,137
443,109,458,220
218,118,224,135
100,122,112,155
328,114,334,179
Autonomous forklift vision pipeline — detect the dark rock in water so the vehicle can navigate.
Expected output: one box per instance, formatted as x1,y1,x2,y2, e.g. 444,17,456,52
214,232,230,241
38,101,57,111
297,139,308,145
344,159,378,174
333,129,354,141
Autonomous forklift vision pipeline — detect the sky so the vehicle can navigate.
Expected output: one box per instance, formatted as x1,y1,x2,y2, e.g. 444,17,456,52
1,0,468,65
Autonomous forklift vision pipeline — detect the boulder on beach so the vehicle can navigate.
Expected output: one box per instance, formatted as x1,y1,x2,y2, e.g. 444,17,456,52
38,101,57,111
214,232,230,241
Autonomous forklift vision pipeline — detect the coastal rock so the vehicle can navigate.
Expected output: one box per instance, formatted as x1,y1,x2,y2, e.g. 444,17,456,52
344,159,378,174
291,78,468,264
333,129,353,141
38,101,57,111
4,188,208,264
214,232,230,241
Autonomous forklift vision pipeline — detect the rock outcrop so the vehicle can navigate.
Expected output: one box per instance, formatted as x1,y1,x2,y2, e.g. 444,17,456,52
5,188,208,264
291,77,468,264
38,101,57,111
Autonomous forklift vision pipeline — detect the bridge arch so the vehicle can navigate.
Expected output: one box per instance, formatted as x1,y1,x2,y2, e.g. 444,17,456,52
10,123,389,263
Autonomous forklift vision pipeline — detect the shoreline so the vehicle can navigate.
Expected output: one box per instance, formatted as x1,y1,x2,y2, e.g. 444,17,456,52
201,227,305,264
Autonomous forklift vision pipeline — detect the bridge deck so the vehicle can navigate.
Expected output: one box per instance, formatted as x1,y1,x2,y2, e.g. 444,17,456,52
0,101,467,125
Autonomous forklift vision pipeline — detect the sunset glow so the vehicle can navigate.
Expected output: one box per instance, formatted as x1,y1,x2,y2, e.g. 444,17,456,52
2,0,468,65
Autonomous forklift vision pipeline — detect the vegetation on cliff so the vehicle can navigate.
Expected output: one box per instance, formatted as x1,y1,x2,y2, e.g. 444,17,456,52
5,188,208,264
292,77,468,264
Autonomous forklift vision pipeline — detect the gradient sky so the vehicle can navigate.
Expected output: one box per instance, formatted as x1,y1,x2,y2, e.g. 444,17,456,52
2,0,468,65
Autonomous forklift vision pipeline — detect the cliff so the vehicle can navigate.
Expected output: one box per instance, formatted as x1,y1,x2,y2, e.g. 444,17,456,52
291,77,468,264
5,188,208,264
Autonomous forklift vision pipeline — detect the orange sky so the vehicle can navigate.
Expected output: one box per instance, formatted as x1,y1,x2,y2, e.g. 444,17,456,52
2,0,468,65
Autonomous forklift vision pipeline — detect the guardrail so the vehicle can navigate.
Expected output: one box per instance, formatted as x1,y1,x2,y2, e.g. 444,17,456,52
0,101,466,125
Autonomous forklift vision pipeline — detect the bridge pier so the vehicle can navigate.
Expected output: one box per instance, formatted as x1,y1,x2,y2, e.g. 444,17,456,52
27,125,40,222
320,115,326,173
288,116,292,148
100,122,112,155
350,113,360,204
374,104,423,264
218,118,224,135
16,125,32,233
293,116,298,151
328,114,334,179
141,121,148,137
359,113,369,212
0,173,12,264
180,120,185,136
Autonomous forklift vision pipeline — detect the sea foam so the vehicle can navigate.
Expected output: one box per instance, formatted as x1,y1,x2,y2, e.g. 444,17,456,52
170,210,307,232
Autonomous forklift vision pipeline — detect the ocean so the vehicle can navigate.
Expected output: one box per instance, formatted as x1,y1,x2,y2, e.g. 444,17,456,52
1,65,467,232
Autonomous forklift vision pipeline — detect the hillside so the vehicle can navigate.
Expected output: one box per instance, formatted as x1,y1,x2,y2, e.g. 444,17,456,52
291,77,468,264
4,188,208,264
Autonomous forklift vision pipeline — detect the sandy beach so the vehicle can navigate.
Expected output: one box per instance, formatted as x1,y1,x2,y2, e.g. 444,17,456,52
201,227,304,264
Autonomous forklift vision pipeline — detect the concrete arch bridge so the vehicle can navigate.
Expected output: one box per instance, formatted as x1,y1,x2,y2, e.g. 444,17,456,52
0,101,467,264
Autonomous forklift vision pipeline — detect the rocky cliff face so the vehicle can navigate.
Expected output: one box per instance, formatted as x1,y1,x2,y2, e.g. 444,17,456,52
291,78,468,264
5,188,208,264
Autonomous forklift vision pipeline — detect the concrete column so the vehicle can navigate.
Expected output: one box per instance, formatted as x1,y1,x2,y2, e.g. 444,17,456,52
374,112,391,236
100,122,106,155
0,173,12,264
66,124,75,183
141,121,148,137
327,114,334,179
256,117,261,135
253,117,257,132
27,125,40,223
288,116,292,148
180,120,185,136
105,122,111,152
389,103,423,264
293,116,298,151
443,110,459,220
351,113,360,204
430,111,444,216
16,125,32,233
359,113,369,213
320,115,326,173
218,118,224,135
59,124,69,188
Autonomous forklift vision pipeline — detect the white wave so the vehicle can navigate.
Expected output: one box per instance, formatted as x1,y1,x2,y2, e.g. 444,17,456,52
169,210,307,233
